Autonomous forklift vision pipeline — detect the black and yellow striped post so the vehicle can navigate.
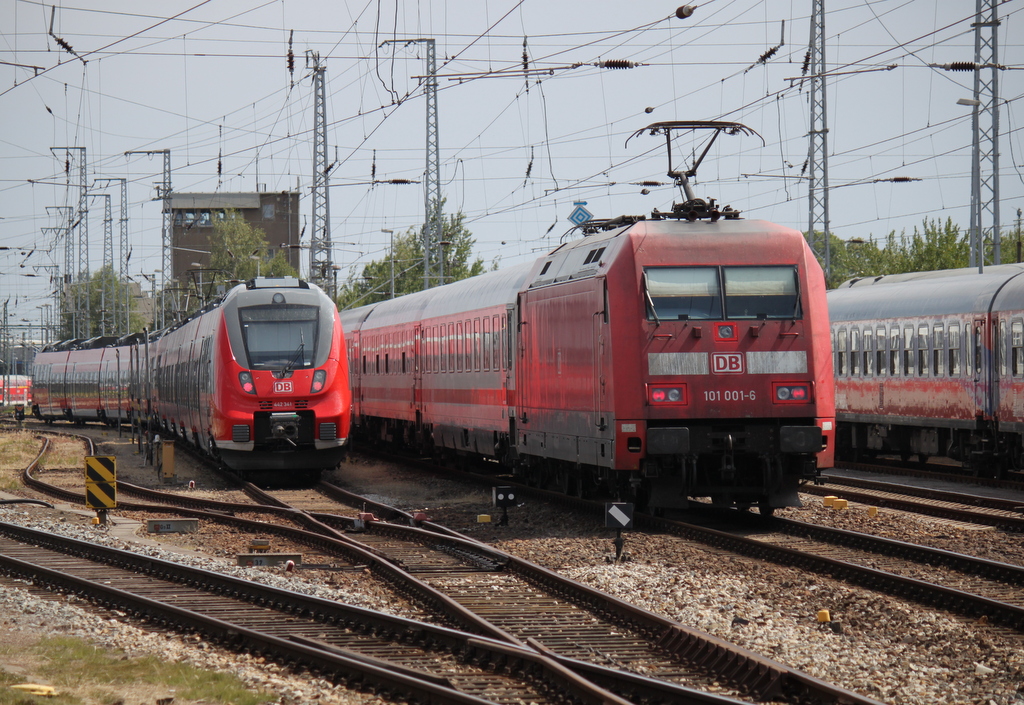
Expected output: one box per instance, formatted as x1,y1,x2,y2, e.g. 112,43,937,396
84,456,117,523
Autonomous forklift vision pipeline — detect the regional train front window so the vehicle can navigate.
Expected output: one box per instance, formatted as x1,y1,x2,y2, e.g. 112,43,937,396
239,305,319,370
644,267,721,320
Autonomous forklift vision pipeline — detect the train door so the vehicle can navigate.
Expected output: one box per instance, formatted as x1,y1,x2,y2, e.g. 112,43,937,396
594,279,608,433
505,305,516,442
413,325,422,419
974,317,991,419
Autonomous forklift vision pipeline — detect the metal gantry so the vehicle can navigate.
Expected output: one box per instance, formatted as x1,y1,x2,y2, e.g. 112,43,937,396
806,0,831,281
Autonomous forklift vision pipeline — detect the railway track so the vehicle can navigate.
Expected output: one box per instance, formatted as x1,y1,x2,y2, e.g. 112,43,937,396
803,472,1024,531
13,431,883,705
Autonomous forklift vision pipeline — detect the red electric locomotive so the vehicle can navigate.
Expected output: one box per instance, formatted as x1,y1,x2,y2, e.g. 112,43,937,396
340,123,834,512
829,264,1024,477
32,277,352,475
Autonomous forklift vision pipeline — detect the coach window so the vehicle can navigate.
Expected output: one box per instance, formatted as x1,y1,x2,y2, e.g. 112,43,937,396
903,326,915,376
876,326,886,376
889,327,900,375
474,318,482,371
836,329,847,376
999,320,1008,377
864,329,874,375
1013,321,1024,376
483,317,492,370
456,322,463,372
850,329,860,375
917,324,929,376
948,324,962,376
932,324,945,376
644,267,721,320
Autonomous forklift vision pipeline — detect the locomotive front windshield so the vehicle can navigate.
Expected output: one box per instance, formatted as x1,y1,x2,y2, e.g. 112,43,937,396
645,266,800,321
238,304,319,370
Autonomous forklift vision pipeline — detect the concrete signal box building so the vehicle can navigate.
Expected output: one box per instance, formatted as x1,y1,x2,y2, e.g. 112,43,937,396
169,191,301,280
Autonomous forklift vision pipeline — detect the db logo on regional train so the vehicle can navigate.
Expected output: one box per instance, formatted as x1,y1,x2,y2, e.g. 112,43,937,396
273,380,293,394
711,352,743,374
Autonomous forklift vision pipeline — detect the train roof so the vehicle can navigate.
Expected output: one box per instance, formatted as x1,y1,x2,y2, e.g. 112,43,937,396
828,264,1024,321
339,261,535,330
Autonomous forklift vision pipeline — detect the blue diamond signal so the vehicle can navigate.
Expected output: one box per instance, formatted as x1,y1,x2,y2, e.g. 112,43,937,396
568,203,593,225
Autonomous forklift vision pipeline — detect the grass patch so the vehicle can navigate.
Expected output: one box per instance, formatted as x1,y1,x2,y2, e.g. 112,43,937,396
0,636,275,705
0,432,41,473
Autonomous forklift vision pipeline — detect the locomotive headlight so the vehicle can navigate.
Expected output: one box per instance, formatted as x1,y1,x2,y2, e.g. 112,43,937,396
310,369,327,393
238,371,257,395
773,383,811,403
648,385,686,405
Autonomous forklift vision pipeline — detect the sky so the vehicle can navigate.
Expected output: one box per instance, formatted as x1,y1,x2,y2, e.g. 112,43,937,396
1,0,1023,338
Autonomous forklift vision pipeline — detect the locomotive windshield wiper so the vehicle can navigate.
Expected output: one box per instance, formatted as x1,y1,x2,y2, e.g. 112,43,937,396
642,271,661,327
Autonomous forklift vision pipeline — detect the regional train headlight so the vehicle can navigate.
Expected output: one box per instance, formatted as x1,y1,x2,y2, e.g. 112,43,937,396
238,371,257,395
648,385,686,405
310,369,327,393
773,383,811,403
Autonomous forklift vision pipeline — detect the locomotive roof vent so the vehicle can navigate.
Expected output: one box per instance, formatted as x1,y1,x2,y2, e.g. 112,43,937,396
246,276,309,290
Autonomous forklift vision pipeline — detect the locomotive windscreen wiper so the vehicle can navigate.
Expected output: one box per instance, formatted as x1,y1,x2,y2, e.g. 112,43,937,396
642,271,661,327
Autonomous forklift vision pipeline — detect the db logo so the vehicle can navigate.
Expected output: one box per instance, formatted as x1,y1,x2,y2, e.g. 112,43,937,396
273,380,293,394
711,352,744,374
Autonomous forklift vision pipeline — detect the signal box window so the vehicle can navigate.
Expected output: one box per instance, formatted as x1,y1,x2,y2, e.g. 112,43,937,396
644,267,721,320
722,266,800,319
238,305,318,370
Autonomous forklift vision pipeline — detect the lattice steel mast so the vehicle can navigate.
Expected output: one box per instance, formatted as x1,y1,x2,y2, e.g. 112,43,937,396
307,51,332,292
806,0,830,281
125,150,171,328
969,0,1001,268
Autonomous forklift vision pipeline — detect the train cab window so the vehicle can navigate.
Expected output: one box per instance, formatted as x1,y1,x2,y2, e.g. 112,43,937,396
1012,321,1024,376
850,329,860,375
903,326,915,375
723,266,800,319
644,267,721,320
238,304,318,370
836,329,847,376
932,324,945,376
949,324,962,376
864,330,874,376
917,324,929,376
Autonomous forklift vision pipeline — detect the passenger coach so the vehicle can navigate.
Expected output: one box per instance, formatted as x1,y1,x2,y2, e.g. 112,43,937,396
829,264,1024,477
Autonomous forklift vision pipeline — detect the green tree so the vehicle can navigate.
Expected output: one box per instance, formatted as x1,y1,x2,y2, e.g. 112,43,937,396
208,210,297,286
336,206,488,309
59,265,148,339
815,218,971,289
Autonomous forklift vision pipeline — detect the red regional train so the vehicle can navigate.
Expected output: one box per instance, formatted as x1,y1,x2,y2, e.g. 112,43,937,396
339,207,834,513
829,263,1024,478
31,276,351,474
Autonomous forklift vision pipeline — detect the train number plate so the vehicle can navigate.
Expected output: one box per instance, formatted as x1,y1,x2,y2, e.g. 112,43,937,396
273,380,293,394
